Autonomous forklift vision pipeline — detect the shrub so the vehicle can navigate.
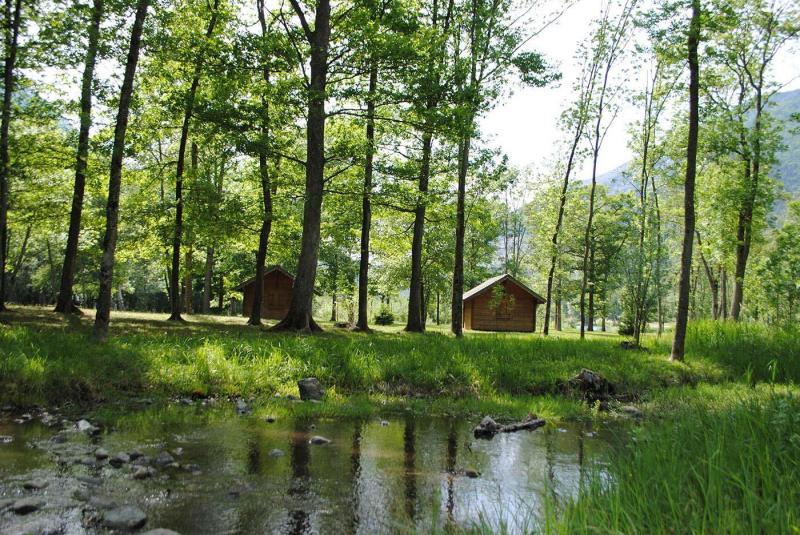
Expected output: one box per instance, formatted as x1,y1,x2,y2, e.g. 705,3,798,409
374,308,395,325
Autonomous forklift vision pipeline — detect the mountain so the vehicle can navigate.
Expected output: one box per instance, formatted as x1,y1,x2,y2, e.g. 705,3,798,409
594,89,800,198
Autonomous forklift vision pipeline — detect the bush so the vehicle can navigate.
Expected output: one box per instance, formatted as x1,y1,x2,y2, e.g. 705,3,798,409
374,308,395,325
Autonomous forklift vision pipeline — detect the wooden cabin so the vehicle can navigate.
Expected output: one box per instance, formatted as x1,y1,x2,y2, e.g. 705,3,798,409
463,274,546,332
237,265,294,319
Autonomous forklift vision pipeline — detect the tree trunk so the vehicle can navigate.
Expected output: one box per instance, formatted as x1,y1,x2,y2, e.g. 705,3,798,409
217,273,224,310
93,0,149,340
405,131,432,332
721,266,728,319
696,230,719,319
56,0,103,314
202,246,213,313
671,0,700,362
555,277,562,331
587,240,595,332
0,0,21,312
168,1,219,321
355,62,377,332
248,0,275,327
183,246,193,313
272,0,330,332
451,134,470,336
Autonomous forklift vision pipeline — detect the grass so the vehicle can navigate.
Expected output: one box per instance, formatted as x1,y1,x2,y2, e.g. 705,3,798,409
3,305,800,533
1,306,798,414
544,386,800,534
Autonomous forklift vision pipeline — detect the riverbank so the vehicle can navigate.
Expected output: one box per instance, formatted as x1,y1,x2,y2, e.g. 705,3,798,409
4,305,797,415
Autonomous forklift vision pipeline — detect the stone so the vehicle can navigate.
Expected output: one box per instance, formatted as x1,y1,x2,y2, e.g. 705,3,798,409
309,436,331,445
23,478,49,490
182,463,201,472
473,416,502,439
153,451,175,466
380,420,389,427
128,450,144,460
77,475,103,486
265,415,276,423
268,449,285,457
464,468,480,478
619,405,643,418
133,455,151,466
0,435,13,444
103,505,148,530
0,498,16,511
77,456,98,468
171,447,184,456
89,495,119,510
133,466,157,480
235,399,250,414
12,497,45,515
76,419,98,434
109,452,131,467
95,447,109,460
567,368,616,402
50,433,67,444
297,378,324,401
142,530,182,535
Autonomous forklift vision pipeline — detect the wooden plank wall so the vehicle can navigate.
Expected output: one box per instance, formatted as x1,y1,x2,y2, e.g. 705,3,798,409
241,271,293,319
468,280,535,332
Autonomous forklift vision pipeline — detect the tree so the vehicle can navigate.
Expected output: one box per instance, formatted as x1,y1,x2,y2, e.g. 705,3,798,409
93,0,150,340
55,0,104,314
0,0,22,312
671,0,701,362
271,0,331,332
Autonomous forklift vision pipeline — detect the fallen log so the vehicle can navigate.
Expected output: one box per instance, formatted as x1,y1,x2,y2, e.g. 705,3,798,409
473,414,546,439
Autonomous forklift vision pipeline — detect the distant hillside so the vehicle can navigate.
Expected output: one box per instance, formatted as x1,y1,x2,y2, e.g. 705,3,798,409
594,89,800,199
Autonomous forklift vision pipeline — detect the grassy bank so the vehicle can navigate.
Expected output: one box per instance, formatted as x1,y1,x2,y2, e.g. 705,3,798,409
544,386,800,534
1,306,798,416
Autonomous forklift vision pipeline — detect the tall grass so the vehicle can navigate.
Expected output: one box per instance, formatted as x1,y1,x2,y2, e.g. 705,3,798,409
545,391,800,534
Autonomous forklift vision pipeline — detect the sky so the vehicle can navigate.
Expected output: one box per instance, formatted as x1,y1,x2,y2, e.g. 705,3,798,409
480,0,800,182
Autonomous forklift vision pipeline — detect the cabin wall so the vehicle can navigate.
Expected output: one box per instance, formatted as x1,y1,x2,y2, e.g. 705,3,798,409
241,271,293,319
467,281,536,332
464,299,473,329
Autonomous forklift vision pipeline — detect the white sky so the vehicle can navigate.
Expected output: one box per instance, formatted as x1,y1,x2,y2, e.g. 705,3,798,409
481,0,800,181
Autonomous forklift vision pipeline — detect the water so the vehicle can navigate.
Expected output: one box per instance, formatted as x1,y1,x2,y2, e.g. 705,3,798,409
0,405,625,534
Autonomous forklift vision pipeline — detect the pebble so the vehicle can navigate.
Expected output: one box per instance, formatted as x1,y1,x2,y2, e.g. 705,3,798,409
133,466,157,480
110,452,131,467
265,415,276,423
12,497,45,515
153,451,175,466
464,468,481,478
95,447,109,460
23,478,49,490
269,449,285,457
102,505,148,530
309,436,331,445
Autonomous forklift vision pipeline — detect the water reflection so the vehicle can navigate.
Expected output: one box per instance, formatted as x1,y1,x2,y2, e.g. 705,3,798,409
288,425,311,534
0,409,624,535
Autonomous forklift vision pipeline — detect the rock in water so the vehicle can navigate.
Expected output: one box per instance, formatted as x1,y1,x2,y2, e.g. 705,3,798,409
23,478,48,490
473,416,502,439
109,452,131,467
309,436,331,445
12,498,45,515
133,466,157,480
103,505,148,530
153,451,175,466
297,378,324,401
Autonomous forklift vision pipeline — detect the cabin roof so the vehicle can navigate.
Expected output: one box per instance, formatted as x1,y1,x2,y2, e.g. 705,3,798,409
235,265,294,290
463,273,546,304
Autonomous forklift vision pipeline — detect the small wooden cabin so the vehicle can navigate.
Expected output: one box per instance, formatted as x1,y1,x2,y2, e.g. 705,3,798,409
237,265,294,320
463,274,546,332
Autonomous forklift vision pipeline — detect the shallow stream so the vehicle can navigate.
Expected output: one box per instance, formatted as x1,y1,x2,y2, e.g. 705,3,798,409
0,403,625,534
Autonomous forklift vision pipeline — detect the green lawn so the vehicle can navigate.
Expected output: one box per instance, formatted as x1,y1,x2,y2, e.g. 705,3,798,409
2,305,798,416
